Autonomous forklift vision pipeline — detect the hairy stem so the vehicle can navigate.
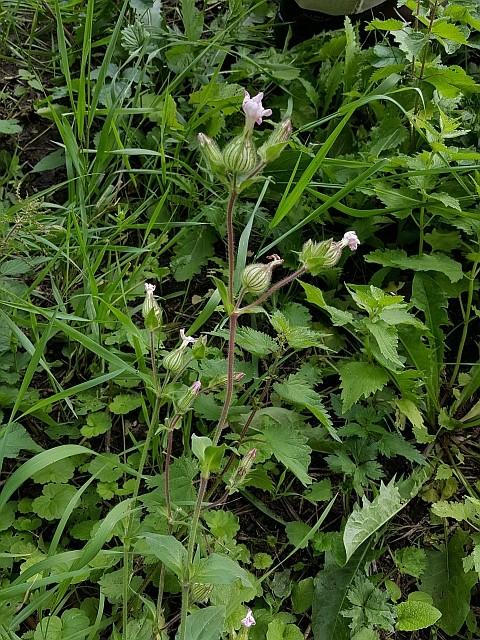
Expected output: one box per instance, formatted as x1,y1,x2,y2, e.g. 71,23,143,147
226,189,238,304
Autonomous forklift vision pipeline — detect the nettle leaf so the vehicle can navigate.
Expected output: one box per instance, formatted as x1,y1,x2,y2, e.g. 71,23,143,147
421,63,480,98
32,483,77,520
366,18,404,30
109,394,143,415
343,480,405,561
394,547,427,578
236,327,278,357
365,320,403,370
339,362,389,412
184,605,225,640
393,27,429,61
365,249,463,283
171,226,216,282
396,597,442,631
0,424,42,458
420,530,477,636
305,479,332,504
300,281,353,326
258,418,312,486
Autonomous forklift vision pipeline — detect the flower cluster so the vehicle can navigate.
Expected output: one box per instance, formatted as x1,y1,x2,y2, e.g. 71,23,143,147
300,231,361,274
198,90,292,186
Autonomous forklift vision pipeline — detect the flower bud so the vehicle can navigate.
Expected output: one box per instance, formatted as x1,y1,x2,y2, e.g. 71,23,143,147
258,119,293,164
241,254,284,294
300,239,341,274
176,381,201,414
300,232,360,275
162,348,186,373
142,283,163,332
198,133,225,174
227,449,257,494
223,133,258,176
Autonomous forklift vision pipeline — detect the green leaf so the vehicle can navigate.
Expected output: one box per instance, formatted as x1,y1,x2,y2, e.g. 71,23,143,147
339,362,389,412
194,553,253,588
312,548,368,640
0,424,42,458
236,327,278,357
343,480,405,561
184,605,225,640
292,577,314,614
212,277,233,315
300,281,353,327
0,119,22,134
394,547,427,578
365,249,463,283
365,320,403,369
267,619,303,640
341,575,395,634
34,616,63,640
431,21,468,44
171,227,216,282
81,411,112,437
366,18,404,30
305,479,332,503
203,511,239,540
285,522,312,549
259,419,311,486
108,394,142,415
140,533,187,579
192,434,226,475
420,530,477,636
396,398,433,444
32,483,77,520
32,458,76,484
396,598,442,631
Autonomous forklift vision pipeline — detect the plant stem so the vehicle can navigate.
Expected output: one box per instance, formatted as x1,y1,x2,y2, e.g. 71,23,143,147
212,311,238,445
178,475,209,640
240,266,307,313
226,188,238,304
449,260,478,388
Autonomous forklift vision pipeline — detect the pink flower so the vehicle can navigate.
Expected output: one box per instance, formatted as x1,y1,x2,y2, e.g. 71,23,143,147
242,91,272,128
339,231,360,251
191,381,202,394
241,609,256,628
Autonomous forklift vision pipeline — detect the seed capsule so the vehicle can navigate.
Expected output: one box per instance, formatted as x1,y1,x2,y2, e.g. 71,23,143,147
198,133,225,173
223,133,258,175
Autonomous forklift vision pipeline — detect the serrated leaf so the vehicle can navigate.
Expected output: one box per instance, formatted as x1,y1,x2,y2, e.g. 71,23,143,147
394,547,427,578
171,227,216,282
236,327,278,357
339,362,389,412
343,481,405,561
300,281,353,326
366,18,404,31
431,21,468,44
259,419,311,486
396,398,433,444
365,320,403,369
396,598,442,631
108,394,142,415
341,575,395,634
365,249,463,283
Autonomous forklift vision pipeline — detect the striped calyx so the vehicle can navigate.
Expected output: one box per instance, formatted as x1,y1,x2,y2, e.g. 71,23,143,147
223,133,258,176
241,254,284,294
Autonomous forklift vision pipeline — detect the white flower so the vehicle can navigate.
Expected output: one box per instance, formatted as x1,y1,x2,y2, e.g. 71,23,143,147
241,609,256,628
242,91,272,128
144,282,156,295
179,328,196,348
339,231,360,251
